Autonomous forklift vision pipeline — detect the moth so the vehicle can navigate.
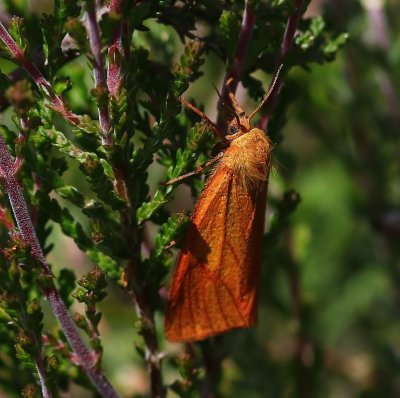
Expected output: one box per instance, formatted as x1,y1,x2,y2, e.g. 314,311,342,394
164,69,281,342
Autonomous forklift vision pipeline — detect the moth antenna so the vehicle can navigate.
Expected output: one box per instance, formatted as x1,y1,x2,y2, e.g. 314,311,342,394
249,64,284,121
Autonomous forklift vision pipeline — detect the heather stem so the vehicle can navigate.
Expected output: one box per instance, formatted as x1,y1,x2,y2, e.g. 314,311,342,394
124,248,165,397
100,2,164,394
195,3,257,396
86,2,131,205
133,294,165,398
259,0,305,129
36,358,52,398
85,2,112,145
18,118,52,397
0,134,121,398
217,0,255,130
0,22,80,125
107,0,123,98
17,292,52,398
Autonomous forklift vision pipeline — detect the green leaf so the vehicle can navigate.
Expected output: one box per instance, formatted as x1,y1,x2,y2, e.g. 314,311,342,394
54,76,73,95
154,212,190,258
56,186,85,208
58,269,76,308
219,10,241,62
323,33,349,56
86,250,121,281
137,190,168,223
43,127,126,209
8,17,28,54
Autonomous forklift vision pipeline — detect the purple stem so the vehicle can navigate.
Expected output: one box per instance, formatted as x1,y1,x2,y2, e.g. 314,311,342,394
198,3,256,396
0,22,80,125
107,0,123,98
280,0,304,59
107,44,122,98
36,357,52,398
217,0,255,129
0,134,121,398
86,3,112,145
259,0,305,129
106,3,165,394
16,274,52,397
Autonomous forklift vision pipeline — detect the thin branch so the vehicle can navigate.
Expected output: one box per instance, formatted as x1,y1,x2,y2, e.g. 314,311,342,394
134,293,165,398
16,286,53,397
103,2,165,395
107,0,123,96
195,2,256,395
196,2,257,396
0,22,80,125
107,44,122,99
85,2,112,145
280,0,305,59
217,0,255,130
18,117,52,397
200,340,224,398
35,356,52,398
121,228,165,397
86,1,132,207
0,134,121,398
200,3,306,395
105,0,131,203
23,312,52,398
259,0,305,129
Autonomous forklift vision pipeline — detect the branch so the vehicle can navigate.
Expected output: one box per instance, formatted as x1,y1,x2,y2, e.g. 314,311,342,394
201,2,305,395
86,2,132,206
123,243,165,397
85,2,112,145
35,355,52,398
16,117,52,397
0,22,80,126
133,290,165,398
104,2,165,395
190,3,257,396
107,0,123,98
0,134,121,398
200,339,224,398
217,0,255,130
259,0,305,129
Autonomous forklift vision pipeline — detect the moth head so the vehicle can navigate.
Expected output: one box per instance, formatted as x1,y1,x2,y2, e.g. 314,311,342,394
225,64,283,142
226,113,252,141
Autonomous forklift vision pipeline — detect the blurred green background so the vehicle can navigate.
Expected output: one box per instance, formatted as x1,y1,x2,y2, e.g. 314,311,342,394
2,0,400,397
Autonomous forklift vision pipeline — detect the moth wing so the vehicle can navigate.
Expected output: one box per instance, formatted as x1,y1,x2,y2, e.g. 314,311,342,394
164,166,267,342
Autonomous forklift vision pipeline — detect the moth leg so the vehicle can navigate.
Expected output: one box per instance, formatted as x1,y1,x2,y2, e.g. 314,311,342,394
180,97,226,141
164,152,224,186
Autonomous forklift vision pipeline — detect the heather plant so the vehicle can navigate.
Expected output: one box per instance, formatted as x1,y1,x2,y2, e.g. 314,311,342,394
9,0,400,397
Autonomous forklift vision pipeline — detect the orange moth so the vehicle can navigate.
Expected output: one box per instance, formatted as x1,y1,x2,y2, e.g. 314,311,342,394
164,69,282,342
